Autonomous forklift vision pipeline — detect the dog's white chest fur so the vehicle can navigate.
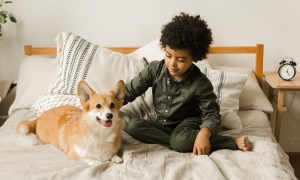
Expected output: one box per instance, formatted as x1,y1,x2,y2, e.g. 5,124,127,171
73,131,121,165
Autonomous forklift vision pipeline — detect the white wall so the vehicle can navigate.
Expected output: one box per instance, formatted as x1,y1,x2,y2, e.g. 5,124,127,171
0,0,300,151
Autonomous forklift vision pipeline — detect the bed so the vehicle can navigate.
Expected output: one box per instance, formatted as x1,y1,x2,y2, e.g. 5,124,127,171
0,32,296,179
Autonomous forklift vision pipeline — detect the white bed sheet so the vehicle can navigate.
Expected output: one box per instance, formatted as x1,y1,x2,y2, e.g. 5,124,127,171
0,109,296,180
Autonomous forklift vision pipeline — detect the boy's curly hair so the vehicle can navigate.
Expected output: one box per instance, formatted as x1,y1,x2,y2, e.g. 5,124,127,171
160,12,213,62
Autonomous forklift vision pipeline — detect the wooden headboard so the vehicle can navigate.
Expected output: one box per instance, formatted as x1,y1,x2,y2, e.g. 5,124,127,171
23,44,264,86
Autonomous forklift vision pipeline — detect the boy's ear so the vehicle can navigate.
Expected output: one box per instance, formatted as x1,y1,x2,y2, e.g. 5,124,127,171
77,80,95,109
111,80,125,101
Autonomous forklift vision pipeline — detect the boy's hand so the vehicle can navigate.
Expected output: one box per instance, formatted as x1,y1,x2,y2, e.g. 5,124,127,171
193,128,211,155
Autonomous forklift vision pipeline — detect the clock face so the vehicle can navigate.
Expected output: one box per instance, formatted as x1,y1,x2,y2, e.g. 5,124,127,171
278,64,296,80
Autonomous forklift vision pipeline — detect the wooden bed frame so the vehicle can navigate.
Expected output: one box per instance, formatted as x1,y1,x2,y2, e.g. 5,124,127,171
23,44,264,86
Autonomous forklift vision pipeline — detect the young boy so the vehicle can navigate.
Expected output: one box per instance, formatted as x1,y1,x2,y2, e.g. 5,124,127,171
123,12,250,155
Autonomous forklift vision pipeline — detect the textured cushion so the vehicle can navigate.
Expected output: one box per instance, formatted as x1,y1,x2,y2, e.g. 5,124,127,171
31,32,148,115
213,66,273,113
48,32,146,95
199,67,248,129
32,94,81,115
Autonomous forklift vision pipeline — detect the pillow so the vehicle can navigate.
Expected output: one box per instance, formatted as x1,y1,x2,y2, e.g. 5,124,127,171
213,66,273,113
32,94,81,116
199,67,248,129
128,38,212,68
48,32,146,95
129,38,165,62
8,56,58,116
31,31,148,116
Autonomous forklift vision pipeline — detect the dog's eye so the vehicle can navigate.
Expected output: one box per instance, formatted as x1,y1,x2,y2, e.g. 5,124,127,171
110,103,115,109
96,104,101,109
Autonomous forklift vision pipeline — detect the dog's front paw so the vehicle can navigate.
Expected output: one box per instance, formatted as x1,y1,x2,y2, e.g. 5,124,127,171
111,155,123,163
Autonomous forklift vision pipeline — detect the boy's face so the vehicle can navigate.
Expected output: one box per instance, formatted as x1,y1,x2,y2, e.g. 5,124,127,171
164,45,194,81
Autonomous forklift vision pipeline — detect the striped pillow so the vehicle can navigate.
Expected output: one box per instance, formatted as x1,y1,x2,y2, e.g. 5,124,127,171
48,32,146,95
199,67,248,129
32,94,81,116
49,32,99,94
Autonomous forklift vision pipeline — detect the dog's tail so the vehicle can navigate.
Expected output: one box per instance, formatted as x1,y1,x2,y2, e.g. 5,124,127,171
16,119,37,135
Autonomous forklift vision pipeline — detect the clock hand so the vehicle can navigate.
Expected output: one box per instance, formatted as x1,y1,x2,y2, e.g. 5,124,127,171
286,70,290,76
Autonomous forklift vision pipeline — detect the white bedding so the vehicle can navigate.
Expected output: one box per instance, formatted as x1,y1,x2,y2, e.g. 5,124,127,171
0,109,296,180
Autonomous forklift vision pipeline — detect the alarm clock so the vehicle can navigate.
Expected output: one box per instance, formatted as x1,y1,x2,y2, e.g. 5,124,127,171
278,57,297,81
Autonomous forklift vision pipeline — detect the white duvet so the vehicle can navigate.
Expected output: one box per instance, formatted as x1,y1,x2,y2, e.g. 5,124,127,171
0,109,296,180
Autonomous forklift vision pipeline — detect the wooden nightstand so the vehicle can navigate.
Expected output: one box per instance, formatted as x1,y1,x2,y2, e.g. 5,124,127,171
265,72,300,142
0,80,17,126
0,80,13,102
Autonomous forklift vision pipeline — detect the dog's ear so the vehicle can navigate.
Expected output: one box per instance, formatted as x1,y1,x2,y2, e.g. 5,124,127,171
111,80,125,101
78,80,95,110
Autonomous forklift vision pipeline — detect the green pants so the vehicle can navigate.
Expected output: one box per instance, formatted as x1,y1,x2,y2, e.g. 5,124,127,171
125,117,237,152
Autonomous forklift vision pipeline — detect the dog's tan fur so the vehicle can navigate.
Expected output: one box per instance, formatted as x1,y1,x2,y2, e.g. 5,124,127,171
17,80,125,165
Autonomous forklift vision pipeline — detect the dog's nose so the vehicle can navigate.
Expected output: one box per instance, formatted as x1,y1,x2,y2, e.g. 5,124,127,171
106,113,113,120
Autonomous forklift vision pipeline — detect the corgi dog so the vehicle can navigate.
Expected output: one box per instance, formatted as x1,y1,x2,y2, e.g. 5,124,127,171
16,80,125,165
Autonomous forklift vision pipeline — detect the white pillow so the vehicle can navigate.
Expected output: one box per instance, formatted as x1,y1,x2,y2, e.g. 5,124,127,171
32,32,148,115
8,56,58,116
213,66,273,113
32,94,81,116
199,67,248,129
128,38,165,62
48,32,146,95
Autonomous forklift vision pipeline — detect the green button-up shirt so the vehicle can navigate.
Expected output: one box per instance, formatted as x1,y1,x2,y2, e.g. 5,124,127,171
124,60,221,135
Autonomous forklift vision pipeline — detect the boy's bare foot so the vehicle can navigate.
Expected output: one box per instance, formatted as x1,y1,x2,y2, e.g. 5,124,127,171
235,136,251,151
